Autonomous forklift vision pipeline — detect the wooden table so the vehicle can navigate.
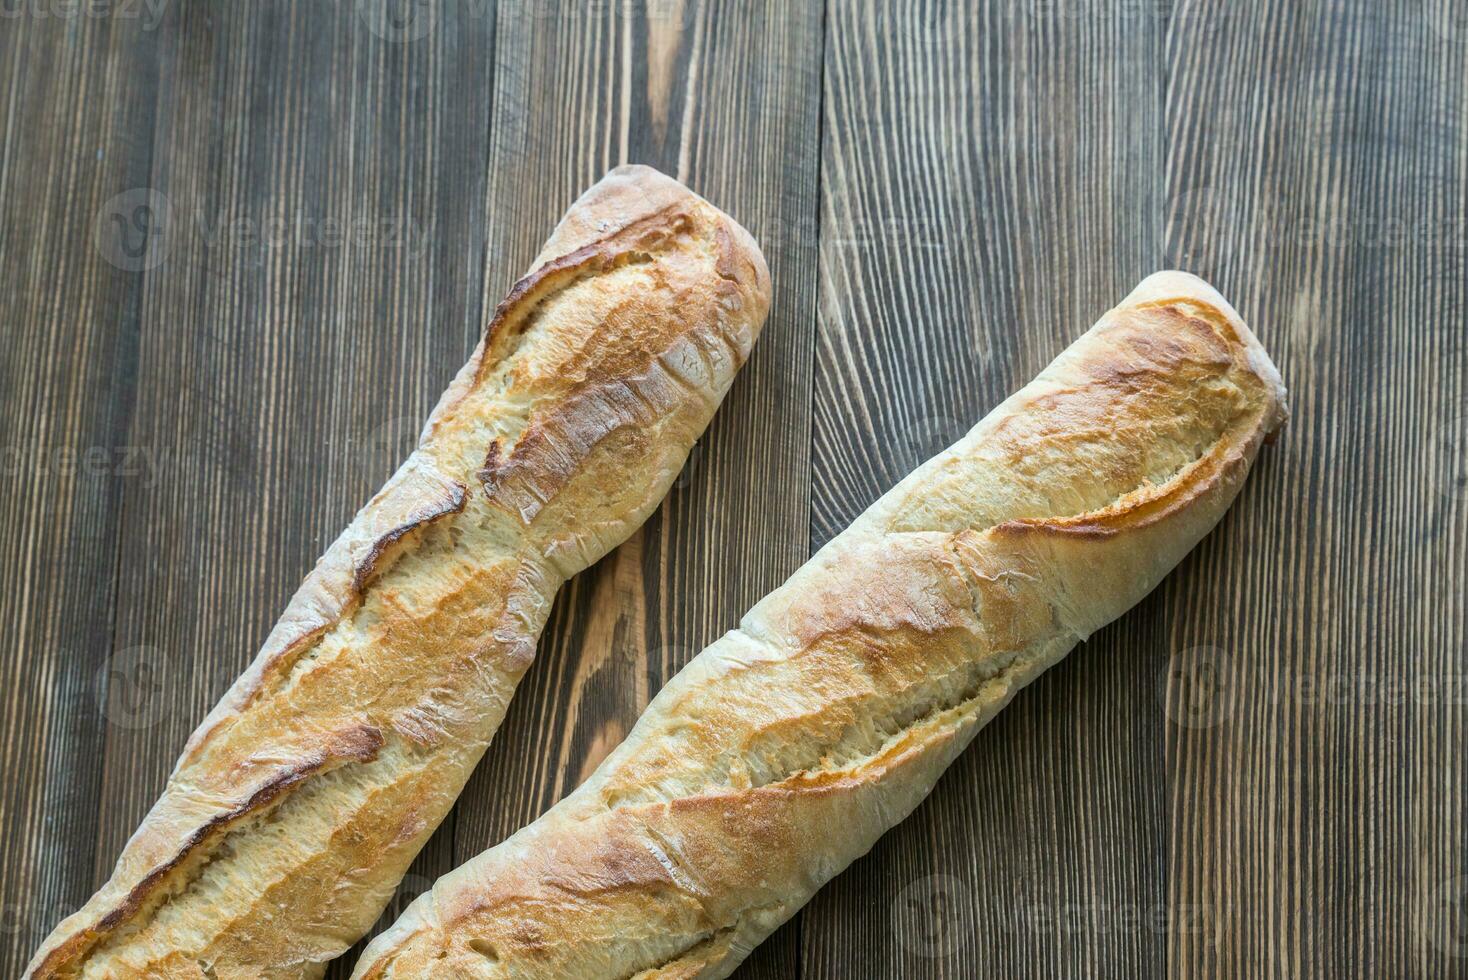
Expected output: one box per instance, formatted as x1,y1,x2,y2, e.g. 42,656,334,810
3,2,1465,976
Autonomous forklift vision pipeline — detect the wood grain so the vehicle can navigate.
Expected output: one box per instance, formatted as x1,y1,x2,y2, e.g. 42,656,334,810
2,1,1466,978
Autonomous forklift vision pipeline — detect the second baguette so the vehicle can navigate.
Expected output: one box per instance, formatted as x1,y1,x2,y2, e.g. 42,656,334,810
353,270,1287,979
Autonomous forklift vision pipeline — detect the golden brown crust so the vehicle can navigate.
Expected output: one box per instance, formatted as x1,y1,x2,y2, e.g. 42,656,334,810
26,166,770,980
352,271,1286,980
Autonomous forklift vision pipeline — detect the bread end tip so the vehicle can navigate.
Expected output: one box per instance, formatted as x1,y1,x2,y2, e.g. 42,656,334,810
1124,270,1289,436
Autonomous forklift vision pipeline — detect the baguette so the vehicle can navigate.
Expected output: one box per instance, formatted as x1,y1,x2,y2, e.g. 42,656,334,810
353,271,1287,979
26,165,771,979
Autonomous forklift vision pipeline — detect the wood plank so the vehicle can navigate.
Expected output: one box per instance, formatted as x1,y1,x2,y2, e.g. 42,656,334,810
1164,1,1468,975
805,1,1171,976
0,13,162,977
51,3,497,976
447,2,824,977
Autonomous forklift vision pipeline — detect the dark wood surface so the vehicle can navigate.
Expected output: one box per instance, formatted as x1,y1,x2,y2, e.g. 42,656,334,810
1,1,1463,977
